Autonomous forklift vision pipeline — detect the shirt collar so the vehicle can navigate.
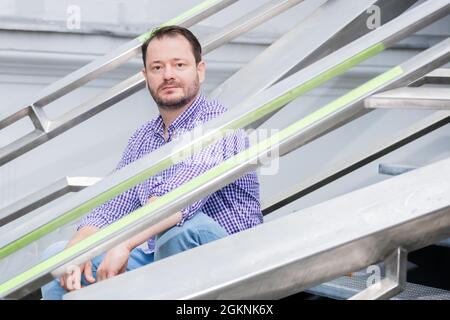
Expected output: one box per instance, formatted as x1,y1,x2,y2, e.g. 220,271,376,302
151,93,206,139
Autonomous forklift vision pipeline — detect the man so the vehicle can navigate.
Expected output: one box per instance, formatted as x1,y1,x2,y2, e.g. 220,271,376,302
41,25,262,300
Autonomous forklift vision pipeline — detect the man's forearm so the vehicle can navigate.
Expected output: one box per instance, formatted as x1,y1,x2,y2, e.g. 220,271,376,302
69,198,182,252
123,211,182,250
119,196,182,250
67,225,99,248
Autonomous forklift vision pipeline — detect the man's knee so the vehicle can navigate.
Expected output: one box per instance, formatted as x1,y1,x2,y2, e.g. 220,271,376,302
154,212,228,260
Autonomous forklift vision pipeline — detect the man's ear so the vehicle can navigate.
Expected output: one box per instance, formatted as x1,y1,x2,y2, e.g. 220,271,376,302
197,60,206,84
141,68,147,83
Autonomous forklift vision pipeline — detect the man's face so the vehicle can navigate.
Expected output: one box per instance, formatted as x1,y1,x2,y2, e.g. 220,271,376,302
142,34,205,110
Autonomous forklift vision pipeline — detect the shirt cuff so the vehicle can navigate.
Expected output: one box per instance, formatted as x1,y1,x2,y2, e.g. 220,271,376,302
77,213,110,231
177,202,202,227
150,184,172,198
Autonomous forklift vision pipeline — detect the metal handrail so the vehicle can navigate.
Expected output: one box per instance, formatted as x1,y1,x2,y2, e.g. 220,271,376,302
2,33,450,298
0,177,101,227
0,0,239,166
0,0,307,166
65,156,450,299
209,0,418,118
0,0,388,226
365,86,450,110
0,0,447,263
262,68,450,215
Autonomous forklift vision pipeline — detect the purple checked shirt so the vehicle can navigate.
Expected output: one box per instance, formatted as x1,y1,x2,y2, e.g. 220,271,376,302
78,93,263,252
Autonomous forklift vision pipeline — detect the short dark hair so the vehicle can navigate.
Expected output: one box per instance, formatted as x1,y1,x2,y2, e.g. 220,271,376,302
141,25,202,68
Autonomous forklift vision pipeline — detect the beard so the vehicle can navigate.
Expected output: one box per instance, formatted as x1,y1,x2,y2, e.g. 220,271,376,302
148,77,200,110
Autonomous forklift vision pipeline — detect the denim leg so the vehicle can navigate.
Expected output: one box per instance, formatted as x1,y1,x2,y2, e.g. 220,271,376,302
41,242,154,300
126,249,154,272
40,241,69,300
154,211,228,261
41,212,221,299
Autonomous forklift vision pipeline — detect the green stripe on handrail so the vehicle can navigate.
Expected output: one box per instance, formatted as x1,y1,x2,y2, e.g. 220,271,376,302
230,43,387,130
138,0,222,43
0,65,403,297
0,43,385,260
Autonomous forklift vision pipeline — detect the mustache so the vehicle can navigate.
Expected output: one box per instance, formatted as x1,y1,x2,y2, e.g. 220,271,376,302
158,81,182,91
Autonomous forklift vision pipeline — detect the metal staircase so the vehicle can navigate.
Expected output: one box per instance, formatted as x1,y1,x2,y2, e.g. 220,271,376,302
0,0,449,300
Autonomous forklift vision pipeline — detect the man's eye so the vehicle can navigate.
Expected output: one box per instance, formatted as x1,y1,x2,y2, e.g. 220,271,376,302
152,66,161,71
177,63,184,67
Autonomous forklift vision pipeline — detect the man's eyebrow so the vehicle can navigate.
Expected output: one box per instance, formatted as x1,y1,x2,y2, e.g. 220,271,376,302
150,58,188,64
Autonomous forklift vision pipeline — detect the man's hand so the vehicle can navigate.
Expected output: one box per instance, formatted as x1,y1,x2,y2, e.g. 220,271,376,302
60,260,95,291
96,243,131,282
59,225,99,292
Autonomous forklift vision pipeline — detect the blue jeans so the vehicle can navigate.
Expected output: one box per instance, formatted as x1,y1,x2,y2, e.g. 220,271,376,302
41,212,228,300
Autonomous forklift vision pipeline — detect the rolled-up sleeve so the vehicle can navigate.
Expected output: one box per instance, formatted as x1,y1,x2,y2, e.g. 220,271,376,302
77,130,142,230
150,129,249,226
77,188,141,230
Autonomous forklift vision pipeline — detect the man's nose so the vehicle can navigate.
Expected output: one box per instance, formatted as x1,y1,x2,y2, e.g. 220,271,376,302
163,65,175,80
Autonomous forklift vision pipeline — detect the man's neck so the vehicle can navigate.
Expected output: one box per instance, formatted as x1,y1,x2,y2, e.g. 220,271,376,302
159,94,198,140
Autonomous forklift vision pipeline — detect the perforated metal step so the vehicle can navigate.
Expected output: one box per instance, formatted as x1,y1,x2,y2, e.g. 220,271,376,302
307,274,450,300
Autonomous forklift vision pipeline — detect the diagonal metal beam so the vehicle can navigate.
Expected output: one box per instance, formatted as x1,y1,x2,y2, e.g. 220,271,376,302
64,156,450,299
209,0,414,111
0,0,309,166
0,0,239,166
2,34,450,299
210,0,419,129
365,87,450,110
34,0,238,108
1,0,448,266
409,67,450,86
0,1,310,228
46,0,308,133
0,177,101,227
349,248,408,300
200,0,306,52
262,52,450,215
263,110,450,215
